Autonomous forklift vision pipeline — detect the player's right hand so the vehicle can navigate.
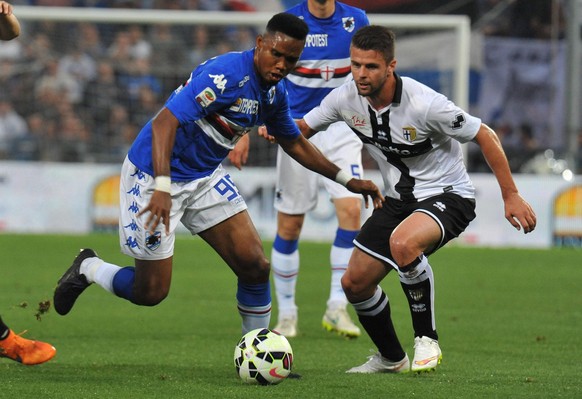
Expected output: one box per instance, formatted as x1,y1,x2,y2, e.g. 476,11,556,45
138,190,172,235
346,179,384,209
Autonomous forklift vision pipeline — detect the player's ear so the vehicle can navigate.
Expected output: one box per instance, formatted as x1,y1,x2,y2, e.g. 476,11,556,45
388,58,397,76
256,35,264,50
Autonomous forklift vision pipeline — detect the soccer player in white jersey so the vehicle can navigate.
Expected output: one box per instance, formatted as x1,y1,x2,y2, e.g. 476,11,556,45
0,1,57,366
294,25,537,373
229,0,369,339
53,14,383,341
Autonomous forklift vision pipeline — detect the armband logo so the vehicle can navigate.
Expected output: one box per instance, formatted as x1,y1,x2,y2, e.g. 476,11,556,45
451,113,466,130
195,87,217,108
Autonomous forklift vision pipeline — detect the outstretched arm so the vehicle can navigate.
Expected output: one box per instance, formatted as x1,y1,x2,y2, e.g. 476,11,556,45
277,129,383,209
0,2,20,41
474,123,537,233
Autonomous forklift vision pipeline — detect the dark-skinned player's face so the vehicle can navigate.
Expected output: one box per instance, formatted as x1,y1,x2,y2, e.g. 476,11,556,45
254,32,304,86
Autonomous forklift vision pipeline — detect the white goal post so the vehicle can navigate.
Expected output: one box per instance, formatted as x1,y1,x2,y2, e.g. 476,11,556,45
15,6,471,108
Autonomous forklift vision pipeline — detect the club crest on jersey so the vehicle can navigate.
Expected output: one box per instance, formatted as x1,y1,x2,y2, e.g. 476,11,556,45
320,65,335,81
342,17,355,32
403,126,417,142
195,87,216,108
146,232,161,251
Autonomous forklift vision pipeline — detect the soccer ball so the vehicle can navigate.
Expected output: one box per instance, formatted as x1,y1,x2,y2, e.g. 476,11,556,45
233,328,293,385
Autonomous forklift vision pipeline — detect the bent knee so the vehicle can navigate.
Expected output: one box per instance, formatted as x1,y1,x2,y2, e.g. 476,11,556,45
238,256,270,284
133,289,169,306
341,273,373,301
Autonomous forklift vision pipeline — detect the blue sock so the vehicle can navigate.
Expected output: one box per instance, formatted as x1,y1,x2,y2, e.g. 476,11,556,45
236,281,271,307
112,267,135,302
333,228,359,248
273,234,298,254
237,280,271,333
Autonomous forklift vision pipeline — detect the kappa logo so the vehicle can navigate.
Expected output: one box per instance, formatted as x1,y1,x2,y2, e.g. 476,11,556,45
433,201,446,212
208,73,227,94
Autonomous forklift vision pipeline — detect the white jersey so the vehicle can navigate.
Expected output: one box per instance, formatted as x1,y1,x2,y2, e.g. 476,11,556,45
304,74,482,202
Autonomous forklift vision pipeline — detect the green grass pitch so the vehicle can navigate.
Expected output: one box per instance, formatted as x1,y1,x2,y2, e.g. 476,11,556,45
1,233,580,398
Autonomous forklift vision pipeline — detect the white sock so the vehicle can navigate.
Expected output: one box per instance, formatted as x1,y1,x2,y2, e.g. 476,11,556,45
80,257,121,294
327,245,352,310
239,303,271,335
271,248,299,319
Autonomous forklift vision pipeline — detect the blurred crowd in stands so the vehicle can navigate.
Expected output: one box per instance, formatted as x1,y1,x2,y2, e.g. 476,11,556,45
0,0,577,174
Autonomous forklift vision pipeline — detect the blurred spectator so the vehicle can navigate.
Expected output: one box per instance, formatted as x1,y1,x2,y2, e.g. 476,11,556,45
478,0,565,39
56,109,92,162
186,25,216,67
228,26,256,51
58,44,98,93
0,98,28,158
149,23,186,79
118,57,162,107
77,23,107,59
83,60,124,128
127,25,152,60
107,30,133,71
130,85,161,127
22,32,56,65
35,57,82,104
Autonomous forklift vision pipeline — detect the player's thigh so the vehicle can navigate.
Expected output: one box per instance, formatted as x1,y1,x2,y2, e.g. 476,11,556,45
118,157,181,261
274,147,319,214
396,193,477,258
390,212,442,265
199,210,268,283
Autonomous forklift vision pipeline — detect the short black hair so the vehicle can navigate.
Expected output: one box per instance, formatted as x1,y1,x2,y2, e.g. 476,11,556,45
266,12,309,41
351,25,396,63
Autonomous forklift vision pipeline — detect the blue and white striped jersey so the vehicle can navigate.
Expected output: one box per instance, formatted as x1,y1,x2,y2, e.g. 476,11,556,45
285,1,369,118
128,49,300,181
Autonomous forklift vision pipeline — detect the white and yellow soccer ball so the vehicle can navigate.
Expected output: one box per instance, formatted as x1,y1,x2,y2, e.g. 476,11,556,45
233,328,293,385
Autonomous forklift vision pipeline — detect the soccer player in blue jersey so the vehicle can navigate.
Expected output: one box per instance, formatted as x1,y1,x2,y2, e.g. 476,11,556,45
229,0,369,339
0,1,57,366
53,13,384,337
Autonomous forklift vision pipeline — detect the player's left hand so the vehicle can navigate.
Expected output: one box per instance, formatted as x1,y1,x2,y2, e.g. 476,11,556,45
504,192,537,234
228,135,250,170
346,179,384,209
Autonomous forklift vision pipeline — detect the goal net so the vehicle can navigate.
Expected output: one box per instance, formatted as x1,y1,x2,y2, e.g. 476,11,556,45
7,6,470,167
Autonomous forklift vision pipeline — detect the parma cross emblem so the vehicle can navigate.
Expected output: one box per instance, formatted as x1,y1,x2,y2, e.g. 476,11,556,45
403,126,417,142
342,17,355,32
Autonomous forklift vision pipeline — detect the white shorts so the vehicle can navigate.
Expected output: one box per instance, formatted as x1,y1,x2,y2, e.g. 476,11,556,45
119,157,247,260
274,121,363,215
